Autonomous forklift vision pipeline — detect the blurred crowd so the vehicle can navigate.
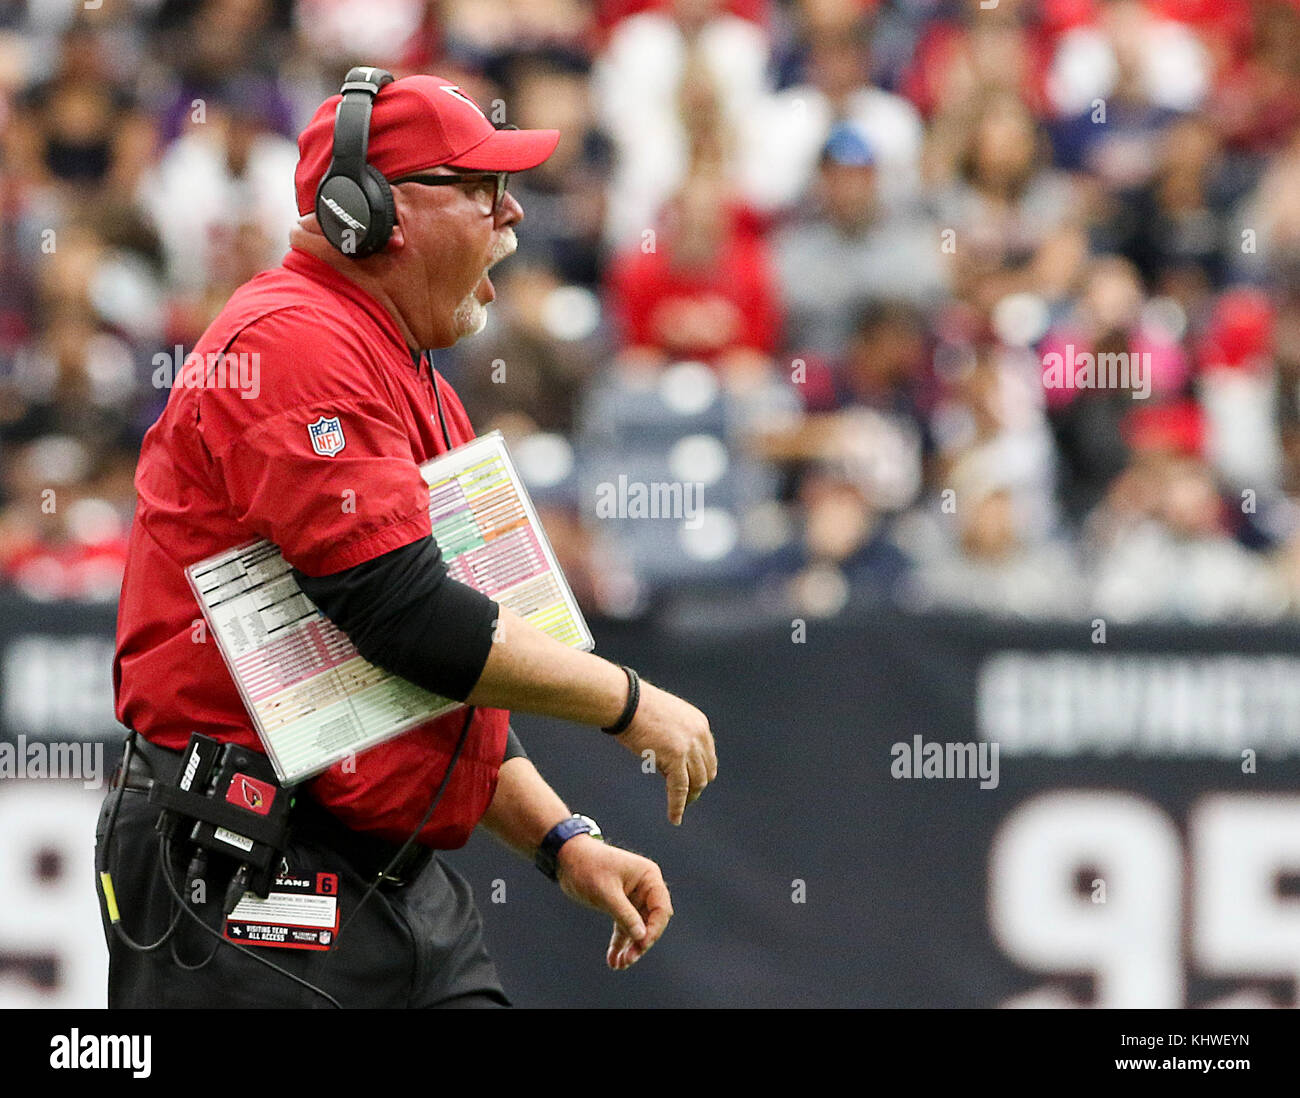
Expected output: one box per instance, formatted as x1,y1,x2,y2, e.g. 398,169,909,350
2,0,1300,624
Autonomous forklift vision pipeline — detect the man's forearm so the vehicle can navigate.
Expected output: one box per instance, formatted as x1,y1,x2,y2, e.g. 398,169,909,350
468,608,717,827
481,754,671,972
466,606,631,727
480,754,586,859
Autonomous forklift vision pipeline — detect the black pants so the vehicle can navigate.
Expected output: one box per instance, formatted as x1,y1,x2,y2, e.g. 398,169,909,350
95,776,509,1009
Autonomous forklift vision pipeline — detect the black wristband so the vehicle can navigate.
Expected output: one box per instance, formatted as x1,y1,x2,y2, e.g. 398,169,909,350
601,665,640,735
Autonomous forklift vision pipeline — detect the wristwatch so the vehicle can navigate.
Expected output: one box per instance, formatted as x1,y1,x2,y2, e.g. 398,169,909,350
535,813,603,881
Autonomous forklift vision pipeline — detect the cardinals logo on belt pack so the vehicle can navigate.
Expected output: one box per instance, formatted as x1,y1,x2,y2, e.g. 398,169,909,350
226,773,277,817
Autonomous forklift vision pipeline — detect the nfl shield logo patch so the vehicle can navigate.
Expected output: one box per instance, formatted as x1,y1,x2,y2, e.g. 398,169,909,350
308,416,345,457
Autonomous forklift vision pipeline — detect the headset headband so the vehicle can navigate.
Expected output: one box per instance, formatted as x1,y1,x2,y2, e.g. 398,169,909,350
315,66,395,257
328,67,391,179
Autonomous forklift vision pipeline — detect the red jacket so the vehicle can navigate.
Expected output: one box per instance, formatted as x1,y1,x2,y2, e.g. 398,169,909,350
114,248,509,848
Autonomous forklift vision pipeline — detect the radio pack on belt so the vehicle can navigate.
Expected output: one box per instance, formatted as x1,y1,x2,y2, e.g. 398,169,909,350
148,733,294,898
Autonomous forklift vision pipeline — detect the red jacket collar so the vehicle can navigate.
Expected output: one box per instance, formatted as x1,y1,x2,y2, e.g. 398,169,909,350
281,247,413,360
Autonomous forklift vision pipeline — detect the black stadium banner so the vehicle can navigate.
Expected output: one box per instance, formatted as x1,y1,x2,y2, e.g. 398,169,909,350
2,592,1300,1009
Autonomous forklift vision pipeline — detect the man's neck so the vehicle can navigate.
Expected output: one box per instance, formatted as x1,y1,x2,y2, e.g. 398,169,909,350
287,228,420,351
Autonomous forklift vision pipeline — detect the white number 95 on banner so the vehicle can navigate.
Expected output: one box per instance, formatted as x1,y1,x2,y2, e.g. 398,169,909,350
990,792,1300,1008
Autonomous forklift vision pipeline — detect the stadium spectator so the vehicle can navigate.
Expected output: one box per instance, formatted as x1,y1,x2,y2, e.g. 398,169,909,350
1045,0,1212,123
1097,114,1240,298
926,337,1060,543
902,0,1049,124
493,55,611,287
1208,0,1300,156
773,123,948,363
4,22,155,197
1087,450,1284,621
149,0,295,142
1040,254,1189,521
760,461,913,617
138,87,300,295
903,464,1085,620
444,259,605,437
605,168,782,368
740,13,924,214
753,301,930,512
0,435,129,602
1230,127,1300,286
931,92,1085,313
593,0,768,246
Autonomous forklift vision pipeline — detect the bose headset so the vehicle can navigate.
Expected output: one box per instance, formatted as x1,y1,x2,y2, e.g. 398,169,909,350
315,66,397,257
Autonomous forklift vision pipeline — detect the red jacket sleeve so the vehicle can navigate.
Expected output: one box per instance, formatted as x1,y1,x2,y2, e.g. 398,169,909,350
195,310,432,576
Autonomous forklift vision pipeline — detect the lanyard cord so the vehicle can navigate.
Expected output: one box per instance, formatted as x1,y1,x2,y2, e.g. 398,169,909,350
422,350,453,451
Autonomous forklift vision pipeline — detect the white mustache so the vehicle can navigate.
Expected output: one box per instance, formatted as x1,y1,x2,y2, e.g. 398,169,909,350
488,229,517,269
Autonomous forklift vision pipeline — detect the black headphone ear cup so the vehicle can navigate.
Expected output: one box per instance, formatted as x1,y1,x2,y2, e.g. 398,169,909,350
361,164,395,255
316,172,371,255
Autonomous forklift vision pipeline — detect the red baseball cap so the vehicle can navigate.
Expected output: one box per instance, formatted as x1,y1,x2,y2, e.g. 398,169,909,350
294,74,560,215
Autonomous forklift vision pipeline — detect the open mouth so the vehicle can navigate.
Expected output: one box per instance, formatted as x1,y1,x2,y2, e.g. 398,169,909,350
476,231,516,304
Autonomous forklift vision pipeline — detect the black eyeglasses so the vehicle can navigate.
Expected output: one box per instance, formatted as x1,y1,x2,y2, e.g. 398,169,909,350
389,171,509,217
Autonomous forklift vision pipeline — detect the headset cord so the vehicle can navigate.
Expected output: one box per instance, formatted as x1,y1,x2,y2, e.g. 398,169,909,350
338,704,475,939
169,928,223,971
425,351,454,451
97,730,184,953
158,833,342,1009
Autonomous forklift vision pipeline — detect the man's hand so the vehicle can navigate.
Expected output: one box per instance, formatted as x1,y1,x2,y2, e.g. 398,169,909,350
464,609,718,823
614,680,717,825
556,836,673,970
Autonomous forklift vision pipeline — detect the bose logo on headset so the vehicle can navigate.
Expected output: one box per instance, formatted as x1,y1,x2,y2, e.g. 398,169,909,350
321,196,365,232
314,66,396,258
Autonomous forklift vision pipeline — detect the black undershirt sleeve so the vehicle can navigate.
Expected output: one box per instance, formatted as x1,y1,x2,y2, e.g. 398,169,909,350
504,725,526,763
293,535,498,703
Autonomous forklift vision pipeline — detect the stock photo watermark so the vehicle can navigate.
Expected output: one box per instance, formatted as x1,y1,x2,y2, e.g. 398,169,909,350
0,735,104,789
152,346,261,400
1042,345,1151,400
891,736,1000,790
594,475,705,529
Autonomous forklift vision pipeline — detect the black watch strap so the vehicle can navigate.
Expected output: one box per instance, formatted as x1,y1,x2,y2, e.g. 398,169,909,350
601,665,640,735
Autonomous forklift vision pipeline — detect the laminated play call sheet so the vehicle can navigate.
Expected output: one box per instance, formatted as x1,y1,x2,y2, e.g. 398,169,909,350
187,431,593,784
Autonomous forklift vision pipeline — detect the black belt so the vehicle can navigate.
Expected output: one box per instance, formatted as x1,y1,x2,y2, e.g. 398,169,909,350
113,734,433,889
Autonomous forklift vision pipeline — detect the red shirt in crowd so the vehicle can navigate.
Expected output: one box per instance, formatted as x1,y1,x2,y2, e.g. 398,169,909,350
606,202,782,364
114,247,509,848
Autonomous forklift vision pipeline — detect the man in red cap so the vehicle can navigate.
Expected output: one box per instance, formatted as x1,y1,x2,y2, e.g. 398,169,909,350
100,71,717,1008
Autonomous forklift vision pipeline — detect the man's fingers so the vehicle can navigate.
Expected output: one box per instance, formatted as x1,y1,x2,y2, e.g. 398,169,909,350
608,925,639,970
609,874,672,970
666,761,690,825
607,924,630,968
605,885,647,944
634,874,673,950
686,750,709,806
607,919,645,970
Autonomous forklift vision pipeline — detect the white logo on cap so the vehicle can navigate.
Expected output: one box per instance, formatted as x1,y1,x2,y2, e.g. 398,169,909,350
439,85,487,120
